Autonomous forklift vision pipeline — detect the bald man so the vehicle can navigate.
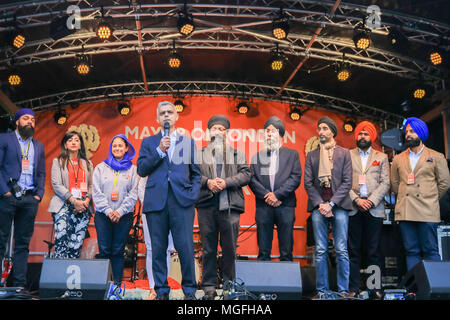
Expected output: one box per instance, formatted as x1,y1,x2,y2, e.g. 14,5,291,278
347,121,390,299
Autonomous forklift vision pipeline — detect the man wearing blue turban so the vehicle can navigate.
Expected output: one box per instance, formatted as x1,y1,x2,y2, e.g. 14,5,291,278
391,117,450,271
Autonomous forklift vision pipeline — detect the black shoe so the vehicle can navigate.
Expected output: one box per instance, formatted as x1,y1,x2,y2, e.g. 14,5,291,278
156,293,170,300
184,294,197,300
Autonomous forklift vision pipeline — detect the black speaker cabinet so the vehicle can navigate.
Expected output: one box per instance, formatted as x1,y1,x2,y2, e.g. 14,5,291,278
234,260,302,300
400,260,450,300
39,258,112,300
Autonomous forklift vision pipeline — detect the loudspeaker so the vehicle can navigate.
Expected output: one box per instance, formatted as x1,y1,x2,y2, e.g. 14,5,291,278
380,128,404,152
39,258,112,300
234,260,302,300
400,260,450,300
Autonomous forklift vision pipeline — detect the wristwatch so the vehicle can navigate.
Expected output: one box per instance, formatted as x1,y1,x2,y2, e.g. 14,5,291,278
329,201,335,208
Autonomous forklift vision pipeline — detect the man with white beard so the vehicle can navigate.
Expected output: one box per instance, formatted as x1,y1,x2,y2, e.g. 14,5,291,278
249,116,302,261
196,115,251,300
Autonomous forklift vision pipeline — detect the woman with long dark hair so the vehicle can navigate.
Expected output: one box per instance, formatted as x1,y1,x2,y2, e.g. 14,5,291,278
48,131,94,258
93,134,138,285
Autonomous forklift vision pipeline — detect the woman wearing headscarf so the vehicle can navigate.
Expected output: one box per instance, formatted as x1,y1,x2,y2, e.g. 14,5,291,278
48,131,94,258
93,134,139,285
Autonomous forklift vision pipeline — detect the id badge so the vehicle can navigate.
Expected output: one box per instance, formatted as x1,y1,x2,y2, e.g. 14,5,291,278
111,190,119,201
407,173,415,185
71,188,82,199
22,159,30,171
358,175,367,185
79,182,88,193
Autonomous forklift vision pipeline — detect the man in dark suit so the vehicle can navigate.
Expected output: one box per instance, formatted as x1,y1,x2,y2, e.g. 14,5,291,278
304,116,352,299
137,101,201,300
249,116,302,261
0,108,46,289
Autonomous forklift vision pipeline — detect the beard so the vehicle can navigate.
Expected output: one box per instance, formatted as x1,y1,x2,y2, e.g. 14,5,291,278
17,124,35,139
211,134,226,157
265,137,280,151
356,138,372,150
404,137,421,149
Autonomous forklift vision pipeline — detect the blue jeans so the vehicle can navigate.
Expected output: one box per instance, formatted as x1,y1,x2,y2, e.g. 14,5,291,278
95,212,134,284
312,207,349,293
399,221,441,271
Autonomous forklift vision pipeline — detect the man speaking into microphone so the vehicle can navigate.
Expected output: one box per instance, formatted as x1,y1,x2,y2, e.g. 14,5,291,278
137,101,201,300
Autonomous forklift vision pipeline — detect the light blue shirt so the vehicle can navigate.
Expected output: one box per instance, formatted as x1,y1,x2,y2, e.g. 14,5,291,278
15,130,35,191
358,147,371,198
409,144,425,171
156,130,177,161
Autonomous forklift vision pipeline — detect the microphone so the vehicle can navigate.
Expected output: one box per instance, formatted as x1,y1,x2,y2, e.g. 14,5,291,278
164,122,170,137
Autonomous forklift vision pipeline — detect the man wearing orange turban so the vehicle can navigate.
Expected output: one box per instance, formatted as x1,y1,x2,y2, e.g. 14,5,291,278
348,121,390,299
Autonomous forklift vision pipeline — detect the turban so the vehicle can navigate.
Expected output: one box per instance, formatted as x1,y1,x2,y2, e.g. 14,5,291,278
354,121,377,141
318,116,337,137
264,116,285,137
14,108,35,122
404,117,429,142
208,114,230,130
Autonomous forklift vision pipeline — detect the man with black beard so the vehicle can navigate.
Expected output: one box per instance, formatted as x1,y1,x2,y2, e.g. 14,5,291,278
0,109,46,290
347,121,390,299
196,115,251,300
391,117,450,271
249,116,302,262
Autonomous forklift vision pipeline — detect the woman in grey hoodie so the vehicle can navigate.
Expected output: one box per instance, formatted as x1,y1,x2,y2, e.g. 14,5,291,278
93,134,138,285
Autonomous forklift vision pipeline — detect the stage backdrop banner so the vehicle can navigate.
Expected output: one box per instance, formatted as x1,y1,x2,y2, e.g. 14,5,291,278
29,96,380,265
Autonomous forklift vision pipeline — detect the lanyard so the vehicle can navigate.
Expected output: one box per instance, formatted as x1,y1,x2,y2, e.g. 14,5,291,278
20,139,31,160
112,170,120,189
69,159,84,186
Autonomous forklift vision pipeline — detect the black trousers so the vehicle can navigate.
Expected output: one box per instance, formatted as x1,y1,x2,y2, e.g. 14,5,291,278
0,194,39,287
197,207,240,293
348,210,383,292
255,205,295,261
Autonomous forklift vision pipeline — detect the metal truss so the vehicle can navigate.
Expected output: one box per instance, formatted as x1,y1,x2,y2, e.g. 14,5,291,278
0,1,447,85
13,80,405,126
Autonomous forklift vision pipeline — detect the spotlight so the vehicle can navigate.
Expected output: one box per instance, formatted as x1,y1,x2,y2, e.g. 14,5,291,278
96,20,113,40
336,61,351,82
289,106,303,121
75,53,92,75
270,48,285,71
429,49,442,66
54,109,67,125
353,27,371,50
388,28,408,51
272,19,289,40
8,72,21,86
343,118,356,132
177,11,195,36
8,28,26,49
167,41,182,69
174,100,185,113
118,101,131,116
413,88,426,99
236,102,249,114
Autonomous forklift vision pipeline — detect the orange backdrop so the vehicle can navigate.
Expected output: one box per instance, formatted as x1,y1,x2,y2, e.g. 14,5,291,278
29,96,380,267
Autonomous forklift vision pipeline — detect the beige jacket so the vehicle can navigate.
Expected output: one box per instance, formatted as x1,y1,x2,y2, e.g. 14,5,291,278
349,148,390,218
390,146,450,222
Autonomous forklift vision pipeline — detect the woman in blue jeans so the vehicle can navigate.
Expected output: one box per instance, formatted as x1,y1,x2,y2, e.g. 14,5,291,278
93,134,139,284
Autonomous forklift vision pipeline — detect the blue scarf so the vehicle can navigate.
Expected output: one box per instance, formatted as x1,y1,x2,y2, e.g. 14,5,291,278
104,134,135,171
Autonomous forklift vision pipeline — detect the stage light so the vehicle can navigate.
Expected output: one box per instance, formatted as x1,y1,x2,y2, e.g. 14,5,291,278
336,62,351,82
174,100,185,113
118,101,131,116
272,19,289,40
168,53,181,68
429,50,442,66
96,20,113,40
54,109,67,125
236,102,249,115
270,49,284,71
289,107,302,121
7,27,26,49
353,27,371,50
177,12,195,36
343,118,356,132
388,28,408,51
75,53,92,75
8,73,21,86
413,88,426,99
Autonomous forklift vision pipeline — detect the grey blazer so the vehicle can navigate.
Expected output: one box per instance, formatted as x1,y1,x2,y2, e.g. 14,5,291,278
304,145,353,212
48,157,94,213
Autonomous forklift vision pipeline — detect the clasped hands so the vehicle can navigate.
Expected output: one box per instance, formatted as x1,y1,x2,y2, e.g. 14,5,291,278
108,210,121,223
207,178,227,193
319,202,333,218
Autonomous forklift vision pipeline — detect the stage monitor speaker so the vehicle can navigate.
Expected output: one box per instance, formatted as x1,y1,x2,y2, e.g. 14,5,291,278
234,260,302,300
39,258,112,300
400,260,450,300
380,128,404,152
